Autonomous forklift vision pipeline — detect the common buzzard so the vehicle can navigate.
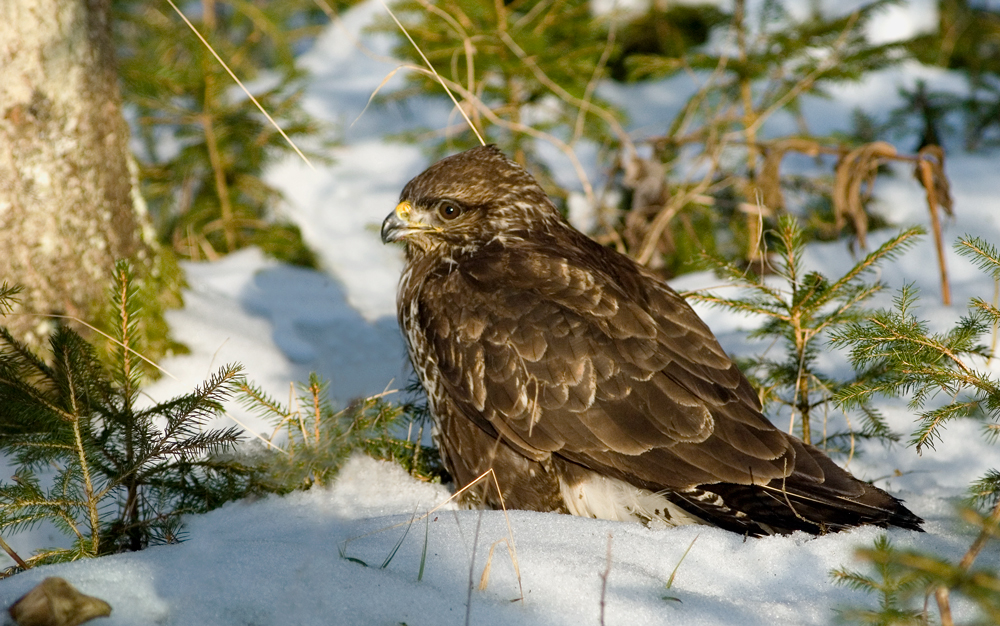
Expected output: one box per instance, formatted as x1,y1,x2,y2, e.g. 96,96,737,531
381,145,922,536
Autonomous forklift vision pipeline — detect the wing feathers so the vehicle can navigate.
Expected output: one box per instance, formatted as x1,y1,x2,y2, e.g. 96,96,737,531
606,302,657,338
429,243,793,481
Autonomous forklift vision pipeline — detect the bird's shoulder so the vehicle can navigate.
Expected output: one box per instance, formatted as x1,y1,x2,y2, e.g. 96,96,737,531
419,226,681,322
418,228,740,387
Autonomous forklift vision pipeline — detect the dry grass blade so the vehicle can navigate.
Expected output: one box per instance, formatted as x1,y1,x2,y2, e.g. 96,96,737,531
465,508,484,626
227,412,288,454
378,0,485,146
665,534,699,590
398,65,596,205
311,0,399,65
164,0,315,171
7,312,178,381
498,30,633,155
957,499,1000,572
352,65,411,128
832,141,896,248
477,537,515,590
478,469,523,601
367,5,606,204
935,585,955,626
574,20,618,147
337,467,524,601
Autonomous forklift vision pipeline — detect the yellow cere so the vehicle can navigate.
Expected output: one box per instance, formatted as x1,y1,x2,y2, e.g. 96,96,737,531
395,201,411,221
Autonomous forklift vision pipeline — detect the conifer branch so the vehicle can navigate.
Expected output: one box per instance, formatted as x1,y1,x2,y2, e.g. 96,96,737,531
693,215,911,446
0,283,20,314
0,265,267,563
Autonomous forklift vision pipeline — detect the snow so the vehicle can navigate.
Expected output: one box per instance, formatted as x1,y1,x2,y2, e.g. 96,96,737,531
2,1,999,624
0,455,982,626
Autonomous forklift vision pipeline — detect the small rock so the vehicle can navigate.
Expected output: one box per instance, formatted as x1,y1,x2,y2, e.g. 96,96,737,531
8,577,111,626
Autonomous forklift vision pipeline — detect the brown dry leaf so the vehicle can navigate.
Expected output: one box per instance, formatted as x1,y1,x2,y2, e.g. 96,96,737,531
8,577,111,626
915,144,954,305
833,141,897,248
759,138,822,212
916,145,953,217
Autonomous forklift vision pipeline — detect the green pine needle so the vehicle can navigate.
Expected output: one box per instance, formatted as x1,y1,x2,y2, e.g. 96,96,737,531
0,265,263,567
691,215,914,448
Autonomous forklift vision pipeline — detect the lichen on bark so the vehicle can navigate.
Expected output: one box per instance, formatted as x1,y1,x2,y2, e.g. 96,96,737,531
0,0,175,354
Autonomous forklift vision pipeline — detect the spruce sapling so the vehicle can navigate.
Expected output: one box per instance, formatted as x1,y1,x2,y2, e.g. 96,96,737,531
690,215,921,448
0,261,255,567
832,235,1000,625
238,372,443,491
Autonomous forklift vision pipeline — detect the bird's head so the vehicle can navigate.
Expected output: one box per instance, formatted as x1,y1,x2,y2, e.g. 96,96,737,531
381,145,562,254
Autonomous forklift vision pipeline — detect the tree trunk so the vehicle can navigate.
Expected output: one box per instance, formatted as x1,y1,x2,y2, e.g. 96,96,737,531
0,0,151,346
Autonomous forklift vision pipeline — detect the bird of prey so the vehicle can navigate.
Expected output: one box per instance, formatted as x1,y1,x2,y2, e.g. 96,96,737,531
380,145,923,536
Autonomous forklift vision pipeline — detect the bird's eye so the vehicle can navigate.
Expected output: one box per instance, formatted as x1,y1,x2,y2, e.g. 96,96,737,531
438,203,463,221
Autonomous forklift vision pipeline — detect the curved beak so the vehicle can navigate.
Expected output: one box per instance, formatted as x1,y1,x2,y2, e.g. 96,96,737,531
381,201,412,244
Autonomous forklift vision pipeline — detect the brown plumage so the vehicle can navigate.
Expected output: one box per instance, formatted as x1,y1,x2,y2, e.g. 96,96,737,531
381,145,923,536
